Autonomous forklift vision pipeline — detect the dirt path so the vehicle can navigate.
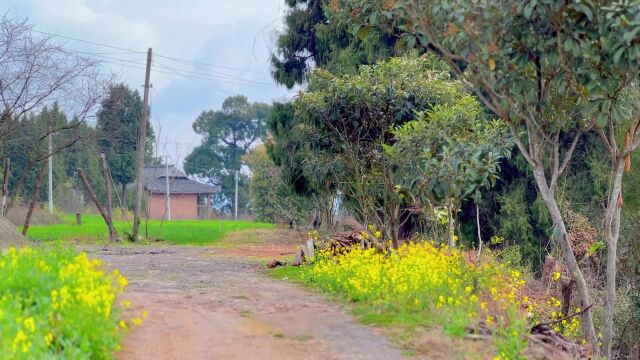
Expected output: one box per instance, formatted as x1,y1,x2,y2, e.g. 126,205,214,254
87,246,404,360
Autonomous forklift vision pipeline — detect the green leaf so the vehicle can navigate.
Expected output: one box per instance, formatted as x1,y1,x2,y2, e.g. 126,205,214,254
588,241,604,255
613,47,626,64
357,26,371,40
523,2,535,19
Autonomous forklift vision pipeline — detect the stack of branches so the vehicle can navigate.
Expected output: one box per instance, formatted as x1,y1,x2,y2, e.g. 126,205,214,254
467,308,589,359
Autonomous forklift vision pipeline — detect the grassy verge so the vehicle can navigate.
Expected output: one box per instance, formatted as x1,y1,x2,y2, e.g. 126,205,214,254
0,246,137,358
24,214,275,245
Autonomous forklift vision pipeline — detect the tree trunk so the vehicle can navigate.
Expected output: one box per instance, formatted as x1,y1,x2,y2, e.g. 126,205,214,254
476,202,483,261
121,182,127,217
1,158,9,216
22,160,47,236
602,159,625,358
531,166,598,350
100,154,113,233
447,204,455,248
77,168,119,241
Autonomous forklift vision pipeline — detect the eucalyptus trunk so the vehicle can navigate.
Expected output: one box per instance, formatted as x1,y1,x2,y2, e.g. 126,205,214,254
531,165,599,350
601,159,625,358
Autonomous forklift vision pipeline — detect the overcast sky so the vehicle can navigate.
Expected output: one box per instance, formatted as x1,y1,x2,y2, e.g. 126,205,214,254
3,0,295,168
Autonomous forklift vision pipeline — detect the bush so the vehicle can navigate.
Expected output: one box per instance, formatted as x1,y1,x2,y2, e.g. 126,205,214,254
0,246,129,358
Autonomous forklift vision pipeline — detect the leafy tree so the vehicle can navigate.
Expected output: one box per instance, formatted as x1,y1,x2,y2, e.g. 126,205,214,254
244,145,312,225
184,95,270,213
342,0,640,353
388,95,512,247
293,56,502,248
271,0,400,88
268,0,408,228
95,83,154,208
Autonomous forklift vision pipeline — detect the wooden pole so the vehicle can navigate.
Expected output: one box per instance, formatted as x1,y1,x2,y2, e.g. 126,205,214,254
22,159,47,236
77,168,119,241
165,158,171,221
1,158,10,216
132,47,152,241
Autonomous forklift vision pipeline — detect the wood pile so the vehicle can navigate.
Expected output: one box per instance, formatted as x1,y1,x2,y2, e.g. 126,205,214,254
529,323,587,358
327,230,364,253
467,321,587,359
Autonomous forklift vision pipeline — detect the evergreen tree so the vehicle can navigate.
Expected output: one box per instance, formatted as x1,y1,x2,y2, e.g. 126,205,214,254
95,83,155,207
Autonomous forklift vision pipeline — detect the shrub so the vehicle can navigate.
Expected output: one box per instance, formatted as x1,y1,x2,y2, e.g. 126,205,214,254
0,246,129,358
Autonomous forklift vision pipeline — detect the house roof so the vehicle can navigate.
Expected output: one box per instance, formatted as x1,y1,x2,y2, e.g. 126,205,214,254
143,165,186,184
146,177,219,195
129,165,219,195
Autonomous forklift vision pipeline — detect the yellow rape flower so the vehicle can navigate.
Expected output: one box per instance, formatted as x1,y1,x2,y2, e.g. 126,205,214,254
44,333,54,346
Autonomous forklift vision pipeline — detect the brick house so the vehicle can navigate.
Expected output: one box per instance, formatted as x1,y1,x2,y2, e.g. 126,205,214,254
142,165,219,220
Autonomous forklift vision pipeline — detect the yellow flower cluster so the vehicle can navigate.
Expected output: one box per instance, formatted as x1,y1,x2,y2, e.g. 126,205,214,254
307,242,531,356
0,246,135,359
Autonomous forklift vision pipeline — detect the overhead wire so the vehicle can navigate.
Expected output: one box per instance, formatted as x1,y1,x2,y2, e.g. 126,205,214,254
32,29,270,81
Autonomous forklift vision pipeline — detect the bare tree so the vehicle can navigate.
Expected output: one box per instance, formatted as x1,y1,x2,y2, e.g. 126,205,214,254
0,14,111,215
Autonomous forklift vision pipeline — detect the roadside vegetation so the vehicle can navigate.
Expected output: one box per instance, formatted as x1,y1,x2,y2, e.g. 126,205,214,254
273,239,584,359
0,246,139,359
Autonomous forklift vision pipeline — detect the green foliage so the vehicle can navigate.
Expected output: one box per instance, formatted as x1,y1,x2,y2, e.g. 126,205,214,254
388,93,512,208
96,83,155,191
0,246,127,358
291,55,509,245
271,0,400,88
293,56,467,239
244,145,312,225
184,95,270,213
24,214,274,245
0,104,108,208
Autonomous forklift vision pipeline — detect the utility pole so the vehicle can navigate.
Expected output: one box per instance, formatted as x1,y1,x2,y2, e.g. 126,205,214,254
132,47,152,241
234,169,238,221
48,130,53,214
165,156,171,221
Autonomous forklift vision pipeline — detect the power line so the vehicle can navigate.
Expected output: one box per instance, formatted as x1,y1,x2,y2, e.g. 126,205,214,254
154,53,272,77
33,29,146,54
152,61,277,88
35,29,274,78
153,59,274,85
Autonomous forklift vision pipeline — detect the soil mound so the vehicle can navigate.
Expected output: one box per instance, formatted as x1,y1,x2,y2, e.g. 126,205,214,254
6,206,59,226
0,216,28,249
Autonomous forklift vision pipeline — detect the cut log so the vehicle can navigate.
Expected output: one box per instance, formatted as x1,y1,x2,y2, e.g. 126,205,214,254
267,259,285,268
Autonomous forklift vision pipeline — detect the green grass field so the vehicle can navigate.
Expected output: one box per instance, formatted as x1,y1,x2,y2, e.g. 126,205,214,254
24,213,275,245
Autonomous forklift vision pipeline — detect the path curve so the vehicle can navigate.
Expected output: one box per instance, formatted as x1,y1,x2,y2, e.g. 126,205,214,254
88,246,404,360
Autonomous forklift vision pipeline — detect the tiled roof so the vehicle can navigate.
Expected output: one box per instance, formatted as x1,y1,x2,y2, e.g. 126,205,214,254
146,177,219,194
127,165,219,194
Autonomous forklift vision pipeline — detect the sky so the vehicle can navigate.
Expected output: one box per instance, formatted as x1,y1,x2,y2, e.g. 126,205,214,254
3,0,295,169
